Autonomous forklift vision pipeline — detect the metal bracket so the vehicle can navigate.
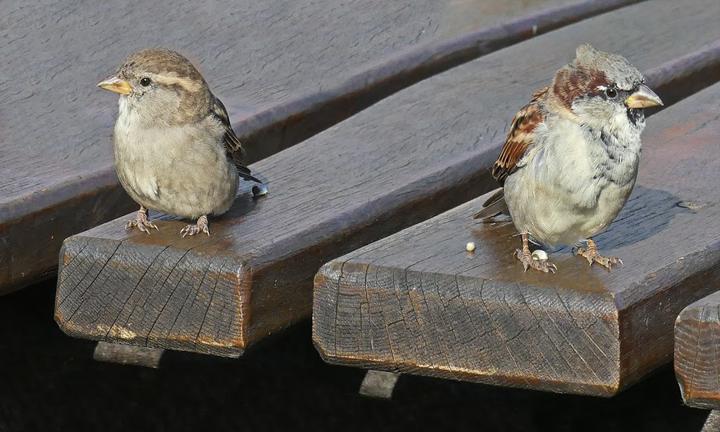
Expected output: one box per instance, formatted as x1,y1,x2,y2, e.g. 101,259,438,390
359,370,400,399
93,342,164,368
702,410,720,432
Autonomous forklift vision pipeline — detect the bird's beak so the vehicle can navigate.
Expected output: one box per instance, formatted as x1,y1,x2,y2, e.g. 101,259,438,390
97,76,133,95
625,84,663,109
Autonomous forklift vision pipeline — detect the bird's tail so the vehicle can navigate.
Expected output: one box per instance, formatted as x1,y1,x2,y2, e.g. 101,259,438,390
237,166,269,198
237,165,263,184
473,188,509,221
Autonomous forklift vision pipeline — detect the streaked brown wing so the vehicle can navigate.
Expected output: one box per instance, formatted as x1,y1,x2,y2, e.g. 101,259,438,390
491,87,548,184
211,96,245,159
210,96,260,183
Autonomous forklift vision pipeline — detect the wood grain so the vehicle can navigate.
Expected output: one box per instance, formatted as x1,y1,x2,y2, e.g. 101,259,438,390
313,81,720,396
676,291,720,409
0,0,622,293
55,0,720,357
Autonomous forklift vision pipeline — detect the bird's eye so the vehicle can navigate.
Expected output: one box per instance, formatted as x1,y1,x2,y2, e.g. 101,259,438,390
605,87,617,99
140,77,151,87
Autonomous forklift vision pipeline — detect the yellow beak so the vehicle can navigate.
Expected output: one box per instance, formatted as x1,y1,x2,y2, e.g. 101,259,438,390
625,84,663,109
97,76,133,95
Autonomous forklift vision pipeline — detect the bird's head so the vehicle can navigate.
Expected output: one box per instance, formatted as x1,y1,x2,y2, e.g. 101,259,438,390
98,48,212,126
551,44,662,136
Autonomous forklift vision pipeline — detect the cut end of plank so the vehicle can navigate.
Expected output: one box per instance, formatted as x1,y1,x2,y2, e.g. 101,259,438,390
54,234,250,357
675,292,720,410
313,260,624,396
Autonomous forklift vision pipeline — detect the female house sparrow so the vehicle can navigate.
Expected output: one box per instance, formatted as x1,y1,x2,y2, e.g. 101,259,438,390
97,48,265,237
474,44,662,273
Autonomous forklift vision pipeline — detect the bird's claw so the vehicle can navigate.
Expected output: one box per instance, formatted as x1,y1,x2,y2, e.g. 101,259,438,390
180,225,209,237
180,215,210,238
574,247,623,271
514,249,557,274
125,209,159,234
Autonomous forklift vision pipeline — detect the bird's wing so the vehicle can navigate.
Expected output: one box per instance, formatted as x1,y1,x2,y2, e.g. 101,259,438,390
491,87,548,184
472,187,508,220
210,96,262,183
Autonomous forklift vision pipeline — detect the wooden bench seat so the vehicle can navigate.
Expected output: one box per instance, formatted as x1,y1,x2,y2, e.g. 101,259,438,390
0,0,618,294
675,292,720,431
313,79,720,396
54,0,720,358
676,291,720,410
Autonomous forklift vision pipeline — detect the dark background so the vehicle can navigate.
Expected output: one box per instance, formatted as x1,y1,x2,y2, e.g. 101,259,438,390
0,280,708,432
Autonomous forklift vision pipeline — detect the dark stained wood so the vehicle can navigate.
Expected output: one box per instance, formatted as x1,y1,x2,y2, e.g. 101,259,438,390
54,0,720,357
676,291,720,409
0,0,623,294
313,82,720,396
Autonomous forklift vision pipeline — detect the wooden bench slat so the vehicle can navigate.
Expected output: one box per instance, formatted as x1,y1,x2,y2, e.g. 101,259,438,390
676,291,720,409
0,0,622,294
313,81,720,396
54,0,720,357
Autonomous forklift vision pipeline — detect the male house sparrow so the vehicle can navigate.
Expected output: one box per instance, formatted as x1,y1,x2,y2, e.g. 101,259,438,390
97,48,265,237
474,44,662,273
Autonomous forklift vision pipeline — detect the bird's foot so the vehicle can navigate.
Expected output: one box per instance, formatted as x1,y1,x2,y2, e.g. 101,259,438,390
514,248,557,273
180,215,210,238
574,246,622,271
125,207,158,234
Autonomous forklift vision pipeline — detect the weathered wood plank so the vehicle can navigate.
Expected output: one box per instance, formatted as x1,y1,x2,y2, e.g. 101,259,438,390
2,279,710,431
55,0,720,357
0,0,622,294
676,291,720,409
313,81,720,396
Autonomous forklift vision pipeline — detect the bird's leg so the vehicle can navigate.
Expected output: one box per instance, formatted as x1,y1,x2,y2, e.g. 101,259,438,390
514,233,556,273
574,238,623,270
180,215,210,238
125,206,159,234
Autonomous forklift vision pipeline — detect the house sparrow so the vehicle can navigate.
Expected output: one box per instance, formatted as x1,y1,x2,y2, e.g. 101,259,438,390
97,48,265,237
474,44,662,273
